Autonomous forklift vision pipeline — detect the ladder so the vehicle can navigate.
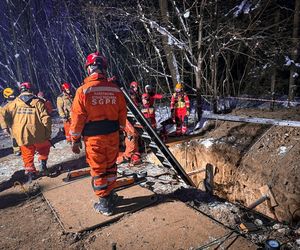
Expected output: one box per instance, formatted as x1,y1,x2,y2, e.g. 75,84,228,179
120,87,195,187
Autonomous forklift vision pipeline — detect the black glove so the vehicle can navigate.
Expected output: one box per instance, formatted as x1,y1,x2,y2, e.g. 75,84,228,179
71,140,82,154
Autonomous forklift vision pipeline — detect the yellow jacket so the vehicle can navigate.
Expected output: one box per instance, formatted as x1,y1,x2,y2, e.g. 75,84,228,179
0,99,15,129
0,107,4,129
56,93,73,119
1,92,52,146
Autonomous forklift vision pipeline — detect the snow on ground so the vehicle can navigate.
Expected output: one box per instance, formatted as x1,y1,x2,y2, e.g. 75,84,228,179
198,138,214,148
0,117,64,182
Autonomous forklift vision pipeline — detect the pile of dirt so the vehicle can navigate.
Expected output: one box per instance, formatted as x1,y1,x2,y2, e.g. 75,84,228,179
164,107,300,224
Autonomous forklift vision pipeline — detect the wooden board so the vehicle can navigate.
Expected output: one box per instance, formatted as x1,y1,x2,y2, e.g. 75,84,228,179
42,178,156,233
87,201,256,250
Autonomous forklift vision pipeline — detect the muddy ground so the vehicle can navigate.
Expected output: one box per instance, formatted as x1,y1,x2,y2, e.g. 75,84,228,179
0,107,300,249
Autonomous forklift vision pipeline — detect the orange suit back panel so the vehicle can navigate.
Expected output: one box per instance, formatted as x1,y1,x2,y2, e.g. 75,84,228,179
70,73,126,139
70,73,127,197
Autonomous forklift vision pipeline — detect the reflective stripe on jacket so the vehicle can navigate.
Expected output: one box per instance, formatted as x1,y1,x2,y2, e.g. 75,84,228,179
170,92,190,109
70,73,127,141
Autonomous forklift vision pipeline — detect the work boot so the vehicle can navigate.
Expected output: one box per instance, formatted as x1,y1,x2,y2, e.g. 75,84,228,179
94,196,113,216
39,160,49,176
94,192,118,216
25,171,37,184
14,151,21,156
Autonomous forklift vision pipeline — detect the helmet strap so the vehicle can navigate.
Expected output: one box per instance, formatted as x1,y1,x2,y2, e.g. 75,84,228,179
87,64,105,75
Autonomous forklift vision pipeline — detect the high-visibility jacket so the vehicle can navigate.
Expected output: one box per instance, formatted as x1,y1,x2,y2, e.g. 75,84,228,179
0,100,13,129
1,92,52,146
70,73,127,141
56,92,73,119
170,92,190,110
38,97,53,115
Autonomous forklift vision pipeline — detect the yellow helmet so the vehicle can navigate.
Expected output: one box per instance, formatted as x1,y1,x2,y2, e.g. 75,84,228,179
175,83,183,92
3,87,14,99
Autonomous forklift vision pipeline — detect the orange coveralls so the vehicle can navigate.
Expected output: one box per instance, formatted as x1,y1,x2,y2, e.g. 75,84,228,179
70,73,127,198
117,119,139,164
1,92,52,173
170,92,190,135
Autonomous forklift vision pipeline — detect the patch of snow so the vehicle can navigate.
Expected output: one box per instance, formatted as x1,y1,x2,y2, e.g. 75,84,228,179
183,11,190,18
200,138,214,148
293,73,299,78
284,56,294,66
14,54,20,59
295,63,300,68
194,119,208,131
263,63,270,69
155,105,171,125
243,1,252,14
167,36,173,45
278,146,288,156
233,0,252,17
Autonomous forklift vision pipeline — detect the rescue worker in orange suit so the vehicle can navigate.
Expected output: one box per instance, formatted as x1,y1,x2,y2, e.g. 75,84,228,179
56,83,73,143
170,83,190,135
129,81,141,106
1,82,52,182
141,93,156,128
70,52,127,216
0,87,21,155
144,84,163,106
37,91,53,115
108,79,141,166
116,119,141,165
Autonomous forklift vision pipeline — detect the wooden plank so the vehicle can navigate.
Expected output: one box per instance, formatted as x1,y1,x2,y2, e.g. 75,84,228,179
202,111,300,127
87,201,256,250
43,178,156,233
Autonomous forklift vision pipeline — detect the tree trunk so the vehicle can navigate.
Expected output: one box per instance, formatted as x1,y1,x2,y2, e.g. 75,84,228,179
270,8,281,110
288,0,300,102
94,11,99,51
159,0,180,88
8,0,22,82
195,0,206,120
211,1,218,113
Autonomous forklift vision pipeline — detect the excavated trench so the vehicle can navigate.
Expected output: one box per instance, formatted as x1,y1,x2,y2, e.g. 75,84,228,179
151,120,300,224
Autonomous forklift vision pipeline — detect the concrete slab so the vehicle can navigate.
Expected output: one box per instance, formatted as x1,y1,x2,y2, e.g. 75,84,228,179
42,178,156,233
87,201,256,250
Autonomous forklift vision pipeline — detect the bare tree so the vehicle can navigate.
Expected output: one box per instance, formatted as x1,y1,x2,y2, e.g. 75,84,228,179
288,0,300,102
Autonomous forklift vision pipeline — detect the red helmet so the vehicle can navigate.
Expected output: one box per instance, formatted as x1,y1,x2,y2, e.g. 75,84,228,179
130,81,139,88
20,82,32,91
85,52,107,70
61,82,70,91
142,93,150,100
